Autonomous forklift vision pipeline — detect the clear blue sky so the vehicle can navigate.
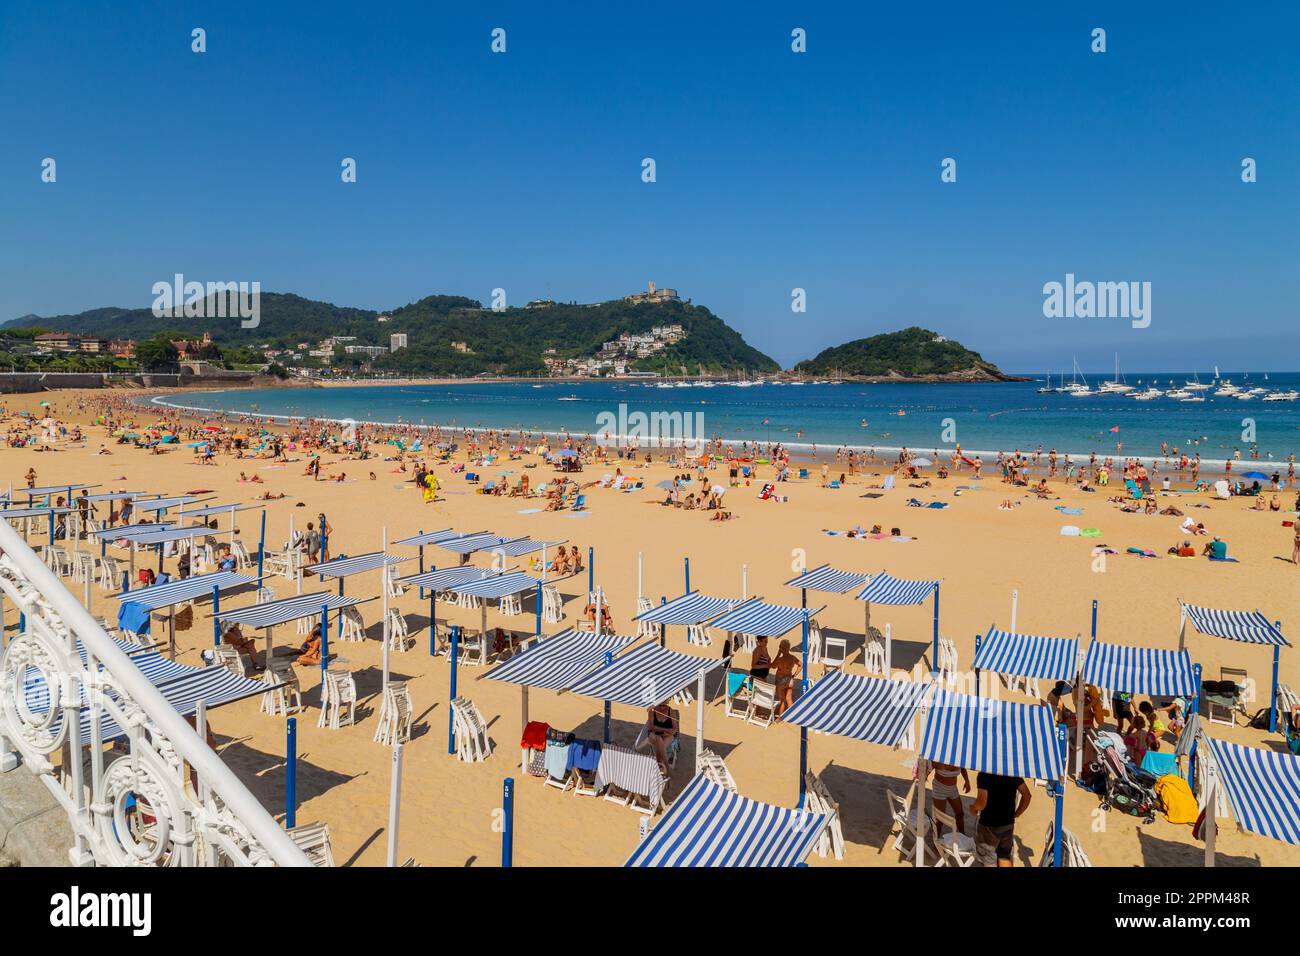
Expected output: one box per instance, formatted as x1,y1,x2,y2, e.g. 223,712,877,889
1,2,1296,371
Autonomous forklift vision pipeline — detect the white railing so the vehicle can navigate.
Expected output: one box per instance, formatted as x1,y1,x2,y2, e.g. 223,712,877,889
0,519,309,866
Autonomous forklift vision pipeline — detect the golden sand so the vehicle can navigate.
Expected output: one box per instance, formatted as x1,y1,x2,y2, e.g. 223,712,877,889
3,387,1297,867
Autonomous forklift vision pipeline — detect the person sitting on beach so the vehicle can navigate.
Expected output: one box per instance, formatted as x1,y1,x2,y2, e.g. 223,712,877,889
222,623,262,671
1138,700,1166,745
295,624,323,666
1169,539,1196,557
644,701,679,776
1202,536,1228,560
583,599,613,633
771,639,801,716
749,636,772,681
217,547,237,572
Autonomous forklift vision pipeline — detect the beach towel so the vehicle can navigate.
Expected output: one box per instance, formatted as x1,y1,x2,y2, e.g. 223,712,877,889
520,720,549,751
1125,548,1158,558
861,493,884,499
1055,506,1084,515
727,671,751,697
1060,525,1081,536
1208,555,1239,563
1080,528,1102,537
566,739,603,774
1142,751,1179,779
926,501,948,509
117,601,151,637
544,740,571,781
1154,774,1197,824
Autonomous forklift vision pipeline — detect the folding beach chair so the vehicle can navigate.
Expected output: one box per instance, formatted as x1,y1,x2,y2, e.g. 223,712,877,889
821,635,847,677
260,658,302,716
884,784,935,862
724,670,752,719
931,806,976,867
288,822,334,867
697,749,737,792
746,679,778,727
804,772,845,860
374,681,414,746
1039,821,1092,867
1207,666,1249,726
318,669,357,729
386,607,410,651
213,644,249,678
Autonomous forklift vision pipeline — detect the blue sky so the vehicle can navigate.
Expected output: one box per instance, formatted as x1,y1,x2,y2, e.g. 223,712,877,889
1,2,1296,371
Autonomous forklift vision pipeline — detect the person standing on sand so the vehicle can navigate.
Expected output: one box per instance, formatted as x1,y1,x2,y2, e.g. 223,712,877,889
970,772,1031,868
1293,521,1300,566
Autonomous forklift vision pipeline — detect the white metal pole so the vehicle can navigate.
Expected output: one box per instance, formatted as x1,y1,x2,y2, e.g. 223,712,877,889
1204,762,1217,867
382,527,390,690
695,668,705,772
1010,589,1019,633
521,685,530,772
1074,649,1086,777
387,743,404,867
1178,607,1187,652
741,564,748,599
885,623,893,676
915,755,927,868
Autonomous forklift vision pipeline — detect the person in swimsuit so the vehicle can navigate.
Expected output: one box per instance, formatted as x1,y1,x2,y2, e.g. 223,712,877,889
927,759,972,835
644,701,678,775
771,639,802,715
749,636,772,681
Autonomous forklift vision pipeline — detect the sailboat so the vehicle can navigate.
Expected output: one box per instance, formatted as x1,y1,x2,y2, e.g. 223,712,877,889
1065,358,1093,396
1037,372,1055,394
1183,371,1211,391
1098,354,1134,393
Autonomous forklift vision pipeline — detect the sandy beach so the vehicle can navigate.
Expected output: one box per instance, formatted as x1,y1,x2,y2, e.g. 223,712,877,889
3,386,1298,868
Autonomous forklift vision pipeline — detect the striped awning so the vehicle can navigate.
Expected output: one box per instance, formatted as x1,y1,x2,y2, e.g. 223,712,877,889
23,652,269,745
1206,737,1300,845
484,628,635,690
0,506,76,519
304,551,405,578
625,775,829,867
90,523,178,540
567,642,721,707
19,483,97,496
78,491,155,503
175,503,261,518
393,528,460,547
1082,640,1197,696
116,526,213,546
920,687,1064,780
216,591,363,629
707,600,823,639
856,572,938,605
784,564,870,595
634,591,741,627
1181,603,1288,647
134,496,209,512
399,566,491,591
115,570,255,610
445,570,539,599
434,532,509,555
495,538,564,557
781,671,929,746
972,628,1080,683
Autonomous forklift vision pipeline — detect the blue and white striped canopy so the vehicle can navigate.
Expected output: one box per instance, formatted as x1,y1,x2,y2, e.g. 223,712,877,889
216,591,363,629
175,503,260,518
1205,737,1300,845
856,572,939,605
446,570,540,599
304,551,405,578
707,600,823,639
78,491,154,503
781,671,929,745
495,538,564,557
567,642,721,707
634,591,741,627
393,528,460,547
1181,603,1289,647
972,628,1080,683
399,566,491,591
23,651,269,744
117,526,214,546
484,628,636,690
91,523,177,540
19,483,96,496
1082,640,1197,696
434,532,508,555
921,687,1064,780
784,564,870,595
625,775,829,867
0,506,76,519
115,570,255,610
134,496,210,512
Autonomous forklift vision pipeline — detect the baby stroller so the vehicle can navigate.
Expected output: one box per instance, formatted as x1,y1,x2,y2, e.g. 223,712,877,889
1088,730,1158,823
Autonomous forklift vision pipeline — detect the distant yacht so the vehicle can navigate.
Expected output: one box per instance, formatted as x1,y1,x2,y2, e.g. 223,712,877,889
1098,354,1134,393
1063,358,1092,395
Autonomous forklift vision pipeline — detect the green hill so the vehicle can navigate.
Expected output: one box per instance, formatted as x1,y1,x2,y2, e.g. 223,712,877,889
4,293,779,377
793,327,1016,381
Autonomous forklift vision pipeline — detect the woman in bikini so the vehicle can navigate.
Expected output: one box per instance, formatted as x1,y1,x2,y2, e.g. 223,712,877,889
771,639,801,716
644,701,678,775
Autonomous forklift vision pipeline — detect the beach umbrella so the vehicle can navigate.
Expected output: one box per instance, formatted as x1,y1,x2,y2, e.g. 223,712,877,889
912,457,933,467
1240,471,1269,480
655,480,676,491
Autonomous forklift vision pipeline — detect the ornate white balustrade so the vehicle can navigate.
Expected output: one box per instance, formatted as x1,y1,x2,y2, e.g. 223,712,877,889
0,519,308,866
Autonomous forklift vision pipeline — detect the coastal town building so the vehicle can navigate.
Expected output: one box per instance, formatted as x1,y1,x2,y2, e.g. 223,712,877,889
390,333,408,351
624,280,681,304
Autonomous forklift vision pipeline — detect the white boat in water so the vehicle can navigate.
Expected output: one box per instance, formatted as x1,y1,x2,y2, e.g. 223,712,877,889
1262,390,1298,402
1098,354,1134,393
1130,387,1163,400
1166,388,1193,399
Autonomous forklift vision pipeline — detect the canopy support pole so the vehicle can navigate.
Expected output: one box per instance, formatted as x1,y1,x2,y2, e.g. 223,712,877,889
520,685,530,772
1269,631,1281,734
1074,649,1086,778
1010,589,1019,633
931,586,940,676
382,527,390,691
602,650,613,744
1203,756,1217,867
694,668,705,774
1052,725,1066,866
501,777,514,868
285,716,297,830
684,556,690,593
885,622,893,676
798,610,810,808
387,743,403,867
448,626,460,755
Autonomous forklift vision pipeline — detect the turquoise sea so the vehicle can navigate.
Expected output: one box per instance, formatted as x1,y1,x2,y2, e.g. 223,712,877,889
151,373,1300,467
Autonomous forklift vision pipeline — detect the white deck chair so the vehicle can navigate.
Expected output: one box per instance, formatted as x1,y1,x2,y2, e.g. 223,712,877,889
318,668,357,729
805,622,822,666
373,681,414,746
686,623,710,646
338,605,366,643
499,593,522,616
256,585,277,604
541,584,564,624
863,636,885,675
636,597,657,639
821,635,847,676
456,628,487,666
386,607,410,651
697,749,737,792
931,806,976,867
451,697,492,762
804,772,845,860
231,541,252,569
260,657,302,716
213,644,248,678
1039,821,1093,867
97,553,121,591
385,564,405,599
723,671,752,719
885,785,934,862
734,632,757,653
288,822,335,867
746,679,778,728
